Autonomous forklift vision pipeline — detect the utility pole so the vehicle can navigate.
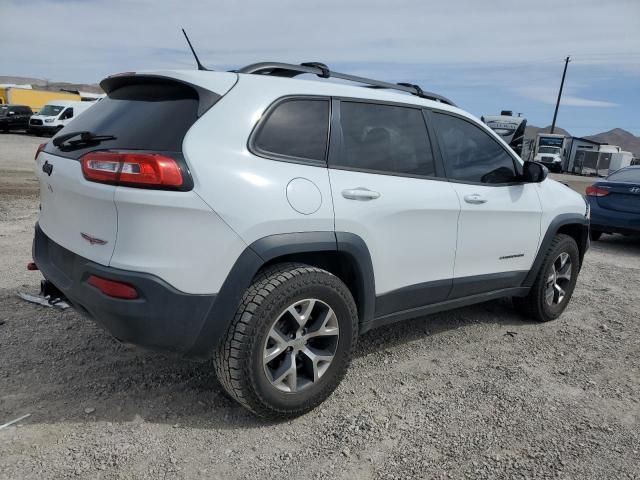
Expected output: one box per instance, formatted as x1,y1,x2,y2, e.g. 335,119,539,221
550,56,570,134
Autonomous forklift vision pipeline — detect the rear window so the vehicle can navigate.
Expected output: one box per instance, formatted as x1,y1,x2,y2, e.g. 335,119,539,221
44,82,202,159
607,168,640,183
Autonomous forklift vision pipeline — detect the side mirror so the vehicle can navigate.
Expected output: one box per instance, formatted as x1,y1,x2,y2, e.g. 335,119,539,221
523,161,548,183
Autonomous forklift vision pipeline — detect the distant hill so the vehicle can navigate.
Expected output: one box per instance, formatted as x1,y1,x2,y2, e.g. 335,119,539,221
584,128,640,157
0,75,102,94
524,125,571,140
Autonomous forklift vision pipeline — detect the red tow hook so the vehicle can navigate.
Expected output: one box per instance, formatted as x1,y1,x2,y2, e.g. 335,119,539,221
27,262,39,271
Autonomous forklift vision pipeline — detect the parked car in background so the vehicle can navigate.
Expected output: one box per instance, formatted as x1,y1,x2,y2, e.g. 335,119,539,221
29,100,94,136
587,166,640,240
0,104,34,132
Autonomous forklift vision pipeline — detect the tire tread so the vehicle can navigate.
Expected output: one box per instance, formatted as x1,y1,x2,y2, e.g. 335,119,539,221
213,262,357,418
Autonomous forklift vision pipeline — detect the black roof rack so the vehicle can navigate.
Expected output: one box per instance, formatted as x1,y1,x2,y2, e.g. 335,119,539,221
236,62,456,107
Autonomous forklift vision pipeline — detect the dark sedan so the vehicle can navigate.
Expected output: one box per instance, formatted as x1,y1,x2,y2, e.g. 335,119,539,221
586,166,640,240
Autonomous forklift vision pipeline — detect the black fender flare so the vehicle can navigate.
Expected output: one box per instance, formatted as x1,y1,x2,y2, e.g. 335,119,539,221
522,213,589,288
187,231,375,358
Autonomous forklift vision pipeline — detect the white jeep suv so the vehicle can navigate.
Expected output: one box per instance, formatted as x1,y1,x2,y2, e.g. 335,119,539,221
32,62,589,418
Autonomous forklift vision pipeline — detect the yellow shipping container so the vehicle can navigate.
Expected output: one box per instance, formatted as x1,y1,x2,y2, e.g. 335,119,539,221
0,87,81,112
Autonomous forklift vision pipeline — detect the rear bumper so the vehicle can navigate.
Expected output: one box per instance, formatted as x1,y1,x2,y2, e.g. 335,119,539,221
589,200,640,234
33,224,217,355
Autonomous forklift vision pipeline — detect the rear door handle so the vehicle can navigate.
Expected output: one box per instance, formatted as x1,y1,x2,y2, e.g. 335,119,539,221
342,187,381,201
463,193,487,204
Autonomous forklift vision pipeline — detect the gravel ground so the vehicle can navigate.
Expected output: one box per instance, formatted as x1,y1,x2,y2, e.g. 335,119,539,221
1,133,639,479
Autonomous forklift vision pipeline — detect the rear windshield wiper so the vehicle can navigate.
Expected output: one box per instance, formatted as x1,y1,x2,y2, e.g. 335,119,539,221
53,131,117,149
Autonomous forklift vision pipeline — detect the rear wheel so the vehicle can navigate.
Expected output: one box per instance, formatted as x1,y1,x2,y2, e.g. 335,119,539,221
213,263,358,419
514,234,580,322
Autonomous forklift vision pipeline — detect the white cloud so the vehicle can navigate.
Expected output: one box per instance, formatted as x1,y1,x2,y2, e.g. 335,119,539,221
517,86,619,108
1,0,639,82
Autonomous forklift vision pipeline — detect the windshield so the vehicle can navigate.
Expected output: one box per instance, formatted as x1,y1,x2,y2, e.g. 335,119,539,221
0,106,8,117
39,105,65,117
607,168,640,183
538,146,560,154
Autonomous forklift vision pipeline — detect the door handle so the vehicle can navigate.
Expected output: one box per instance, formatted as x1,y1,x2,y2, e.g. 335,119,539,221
342,187,381,201
463,193,487,204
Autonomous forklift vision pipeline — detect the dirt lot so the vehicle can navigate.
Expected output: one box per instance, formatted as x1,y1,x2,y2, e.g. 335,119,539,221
1,133,639,479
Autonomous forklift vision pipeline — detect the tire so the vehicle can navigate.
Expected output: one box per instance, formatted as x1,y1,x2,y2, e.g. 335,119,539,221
590,230,602,241
514,234,580,322
213,262,358,419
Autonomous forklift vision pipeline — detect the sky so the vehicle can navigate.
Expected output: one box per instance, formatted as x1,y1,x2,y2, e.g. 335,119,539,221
2,0,639,137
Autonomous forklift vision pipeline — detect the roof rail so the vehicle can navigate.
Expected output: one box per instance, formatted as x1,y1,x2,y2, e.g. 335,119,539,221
236,62,456,106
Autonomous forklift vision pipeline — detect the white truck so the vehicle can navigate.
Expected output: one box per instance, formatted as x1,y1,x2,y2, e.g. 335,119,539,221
533,133,569,172
28,100,95,136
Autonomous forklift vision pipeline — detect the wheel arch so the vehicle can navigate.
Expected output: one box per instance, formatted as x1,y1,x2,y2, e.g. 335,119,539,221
254,232,376,329
187,231,375,358
522,214,589,288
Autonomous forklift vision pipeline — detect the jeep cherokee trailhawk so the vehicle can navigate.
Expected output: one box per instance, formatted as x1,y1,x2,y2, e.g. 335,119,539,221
32,62,589,418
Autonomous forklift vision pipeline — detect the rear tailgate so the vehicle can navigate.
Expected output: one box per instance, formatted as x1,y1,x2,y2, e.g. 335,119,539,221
36,151,118,264
36,71,238,267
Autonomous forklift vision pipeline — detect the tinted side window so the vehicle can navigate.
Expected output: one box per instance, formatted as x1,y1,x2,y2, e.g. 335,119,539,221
253,99,329,162
434,113,518,184
335,102,435,176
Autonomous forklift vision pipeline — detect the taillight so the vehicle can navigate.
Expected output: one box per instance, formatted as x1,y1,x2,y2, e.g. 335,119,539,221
585,185,610,197
87,275,138,299
81,151,184,189
35,143,46,160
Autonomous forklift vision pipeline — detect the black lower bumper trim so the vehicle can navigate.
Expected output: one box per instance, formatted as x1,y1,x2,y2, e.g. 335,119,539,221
33,224,216,354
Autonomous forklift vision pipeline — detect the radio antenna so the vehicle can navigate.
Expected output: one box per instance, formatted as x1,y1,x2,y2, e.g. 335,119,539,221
181,28,209,71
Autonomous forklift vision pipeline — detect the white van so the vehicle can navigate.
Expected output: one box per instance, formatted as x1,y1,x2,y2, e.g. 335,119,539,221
29,100,95,136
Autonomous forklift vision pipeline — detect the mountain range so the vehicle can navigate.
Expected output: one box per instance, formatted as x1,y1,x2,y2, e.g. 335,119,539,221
0,75,102,94
525,125,640,156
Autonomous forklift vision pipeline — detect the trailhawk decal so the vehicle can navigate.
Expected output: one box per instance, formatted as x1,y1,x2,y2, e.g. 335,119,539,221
499,253,525,260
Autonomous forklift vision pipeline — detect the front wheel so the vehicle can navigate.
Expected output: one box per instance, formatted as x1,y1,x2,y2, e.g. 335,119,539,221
213,263,358,419
514,234,580,322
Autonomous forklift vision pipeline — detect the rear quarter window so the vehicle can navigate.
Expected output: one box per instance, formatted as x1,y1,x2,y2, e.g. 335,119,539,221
251,98,330,164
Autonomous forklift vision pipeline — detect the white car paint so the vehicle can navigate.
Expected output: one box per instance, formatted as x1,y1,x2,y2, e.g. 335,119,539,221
36,151,118,266
450,182,542,278
329,169,460,295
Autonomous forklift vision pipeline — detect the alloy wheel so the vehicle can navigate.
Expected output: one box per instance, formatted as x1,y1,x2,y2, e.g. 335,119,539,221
263,299,339,393
545,252,572,306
